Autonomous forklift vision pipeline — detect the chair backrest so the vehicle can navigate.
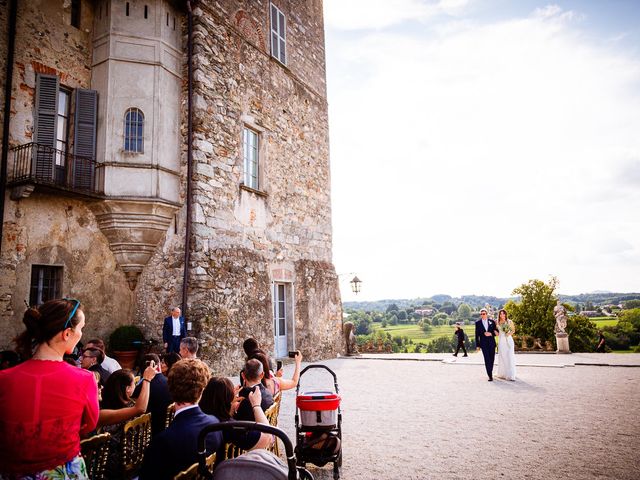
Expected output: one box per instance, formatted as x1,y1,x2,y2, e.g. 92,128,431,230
173,453,216,480
223,441,246,460
165,402,176,428
265,392,281,456
122,413,152,476
80,432,111,480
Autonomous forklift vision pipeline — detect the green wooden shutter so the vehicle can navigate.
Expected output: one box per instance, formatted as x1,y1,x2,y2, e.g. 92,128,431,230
34,74,59,180
73,89,98,190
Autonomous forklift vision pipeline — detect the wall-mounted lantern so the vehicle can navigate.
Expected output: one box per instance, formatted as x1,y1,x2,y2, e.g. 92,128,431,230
350,276,362,294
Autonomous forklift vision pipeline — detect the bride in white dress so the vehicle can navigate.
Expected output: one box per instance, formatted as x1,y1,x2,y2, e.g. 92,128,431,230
496,309,517,381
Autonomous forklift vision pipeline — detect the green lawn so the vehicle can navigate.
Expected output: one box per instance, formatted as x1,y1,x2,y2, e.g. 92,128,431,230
371,322,472,344
592,318,619,328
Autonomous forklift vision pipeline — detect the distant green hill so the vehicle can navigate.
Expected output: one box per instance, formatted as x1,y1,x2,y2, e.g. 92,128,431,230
344,292,640,312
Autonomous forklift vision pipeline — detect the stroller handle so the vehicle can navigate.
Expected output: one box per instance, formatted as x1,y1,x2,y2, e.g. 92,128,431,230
196,421,297,480
297,364,339,395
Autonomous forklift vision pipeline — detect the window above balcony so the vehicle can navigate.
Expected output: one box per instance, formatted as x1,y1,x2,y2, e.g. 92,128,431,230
7,74,102,199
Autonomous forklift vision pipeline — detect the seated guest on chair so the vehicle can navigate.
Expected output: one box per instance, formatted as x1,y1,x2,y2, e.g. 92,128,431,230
100,365,157,478
80,346,110,385
133,353,173,436
139,359,222,480
235,358,274,420
163,307,186,354
179,336,199,360
161,351,181,377
200,377,273,450
84,338,121,374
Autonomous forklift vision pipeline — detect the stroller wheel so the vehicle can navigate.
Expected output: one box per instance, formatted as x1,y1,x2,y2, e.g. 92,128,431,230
297,467,314,480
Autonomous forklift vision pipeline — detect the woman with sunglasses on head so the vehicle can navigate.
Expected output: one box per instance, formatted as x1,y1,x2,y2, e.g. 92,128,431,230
0,299,99,479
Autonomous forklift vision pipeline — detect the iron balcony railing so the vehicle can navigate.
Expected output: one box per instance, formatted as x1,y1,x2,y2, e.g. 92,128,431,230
8,142,104,195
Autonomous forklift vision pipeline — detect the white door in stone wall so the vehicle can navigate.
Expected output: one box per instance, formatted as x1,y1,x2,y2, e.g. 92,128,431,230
273,283,288,357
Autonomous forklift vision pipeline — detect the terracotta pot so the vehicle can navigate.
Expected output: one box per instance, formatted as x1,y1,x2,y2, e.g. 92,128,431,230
112,350,138,370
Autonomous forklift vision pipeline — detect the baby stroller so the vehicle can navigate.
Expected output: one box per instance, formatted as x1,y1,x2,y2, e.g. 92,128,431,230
196,421,313,480
295,365,342,480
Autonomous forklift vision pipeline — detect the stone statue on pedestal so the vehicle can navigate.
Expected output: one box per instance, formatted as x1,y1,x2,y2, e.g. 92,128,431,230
343,321,359,356
553,300,571,353
554,300,568,334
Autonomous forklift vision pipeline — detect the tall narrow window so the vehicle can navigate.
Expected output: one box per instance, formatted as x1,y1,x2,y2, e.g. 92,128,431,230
144,5,148,19
243,127,259,190
71,0,81,28
55,89,71,182
126,2,130,16
270,3,287,65
124,108,144,153
29,265,63,306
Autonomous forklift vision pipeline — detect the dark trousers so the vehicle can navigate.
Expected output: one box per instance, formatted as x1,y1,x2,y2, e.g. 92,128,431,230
454,340,467,356
481,343,495,379
167,336,182,353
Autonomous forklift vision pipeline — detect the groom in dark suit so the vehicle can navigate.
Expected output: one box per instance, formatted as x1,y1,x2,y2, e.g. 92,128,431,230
162,307,187,353
475,308,498,381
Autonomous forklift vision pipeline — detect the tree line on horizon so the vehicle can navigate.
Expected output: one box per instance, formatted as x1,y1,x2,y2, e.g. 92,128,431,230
346,279,640,353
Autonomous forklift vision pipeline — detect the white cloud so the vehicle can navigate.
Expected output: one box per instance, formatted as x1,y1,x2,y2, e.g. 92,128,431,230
324,0,471,31
326,4,640,301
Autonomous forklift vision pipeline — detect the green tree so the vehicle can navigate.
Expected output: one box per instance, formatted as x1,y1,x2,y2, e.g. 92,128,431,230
355,318,371,335
386,303,399,313
623,300,640,310
389,314,398,325
507,277,559,343
457,303,472,320
397,310,408,322
566,315,598,352
381,319,388,328
421,320,432,334
440,302,457,315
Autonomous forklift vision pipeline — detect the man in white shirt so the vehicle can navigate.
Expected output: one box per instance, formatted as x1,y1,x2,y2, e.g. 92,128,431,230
162,307,187,353
85,338,121,374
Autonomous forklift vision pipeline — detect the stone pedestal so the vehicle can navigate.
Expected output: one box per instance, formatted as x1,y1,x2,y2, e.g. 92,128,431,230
556,333,571,354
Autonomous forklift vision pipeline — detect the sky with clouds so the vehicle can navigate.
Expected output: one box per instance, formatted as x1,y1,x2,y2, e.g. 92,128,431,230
323,0,640,302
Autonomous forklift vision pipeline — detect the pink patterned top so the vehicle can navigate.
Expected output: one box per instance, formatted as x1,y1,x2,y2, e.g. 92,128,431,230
0,359,99,475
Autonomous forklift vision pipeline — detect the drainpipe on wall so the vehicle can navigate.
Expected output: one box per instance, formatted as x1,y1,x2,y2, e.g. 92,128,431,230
0,0,18,255
181,1,195,323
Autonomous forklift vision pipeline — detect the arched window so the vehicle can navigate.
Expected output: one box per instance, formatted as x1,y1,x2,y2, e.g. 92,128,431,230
124,108,144,153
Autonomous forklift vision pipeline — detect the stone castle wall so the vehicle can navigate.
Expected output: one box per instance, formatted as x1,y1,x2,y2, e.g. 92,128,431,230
0,0,342,374
0,0,135,344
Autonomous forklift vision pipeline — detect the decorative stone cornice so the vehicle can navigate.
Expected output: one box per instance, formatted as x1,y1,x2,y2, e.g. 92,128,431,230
89,198,181,290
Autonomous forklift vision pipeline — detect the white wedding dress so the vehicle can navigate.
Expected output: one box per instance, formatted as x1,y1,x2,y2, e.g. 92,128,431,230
497,320,517,381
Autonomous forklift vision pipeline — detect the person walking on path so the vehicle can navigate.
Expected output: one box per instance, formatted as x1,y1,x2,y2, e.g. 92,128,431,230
163,307,187,353
596,331,606,352
453,324,468,357
475,308,498,381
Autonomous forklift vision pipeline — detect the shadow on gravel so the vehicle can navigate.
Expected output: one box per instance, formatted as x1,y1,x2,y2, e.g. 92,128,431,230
492,378,546,392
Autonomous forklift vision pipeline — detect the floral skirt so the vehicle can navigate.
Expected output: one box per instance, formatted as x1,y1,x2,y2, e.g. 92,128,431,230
0,455,87,480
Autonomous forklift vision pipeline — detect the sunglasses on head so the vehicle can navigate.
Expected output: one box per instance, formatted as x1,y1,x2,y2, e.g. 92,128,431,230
62,298,80,329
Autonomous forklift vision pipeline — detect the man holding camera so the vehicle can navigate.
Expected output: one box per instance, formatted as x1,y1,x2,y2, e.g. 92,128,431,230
133,353,172,436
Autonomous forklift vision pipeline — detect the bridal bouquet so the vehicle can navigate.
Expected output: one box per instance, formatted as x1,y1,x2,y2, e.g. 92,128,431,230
501,321,513,335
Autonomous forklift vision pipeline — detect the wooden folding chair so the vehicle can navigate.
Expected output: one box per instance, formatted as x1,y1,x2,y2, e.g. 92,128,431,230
80,432,111,480
165,402,176,428
173,453,216,480
122,413,152,478
264,397,281,456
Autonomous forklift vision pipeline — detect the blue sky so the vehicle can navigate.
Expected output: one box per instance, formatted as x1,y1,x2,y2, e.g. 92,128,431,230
323,1,640,301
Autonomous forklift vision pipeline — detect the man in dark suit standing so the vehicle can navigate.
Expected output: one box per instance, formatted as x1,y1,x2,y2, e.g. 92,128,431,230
139,359,222,480
163,307,187,353
475,308,498,381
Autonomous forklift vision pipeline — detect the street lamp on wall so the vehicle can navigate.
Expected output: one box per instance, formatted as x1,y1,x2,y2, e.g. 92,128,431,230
350,276,362,294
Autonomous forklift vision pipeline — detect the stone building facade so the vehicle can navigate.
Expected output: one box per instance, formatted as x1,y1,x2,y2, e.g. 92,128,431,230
0,0,342,373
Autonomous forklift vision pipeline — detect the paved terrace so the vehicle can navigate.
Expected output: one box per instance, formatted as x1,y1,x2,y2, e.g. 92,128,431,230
274,353,640,480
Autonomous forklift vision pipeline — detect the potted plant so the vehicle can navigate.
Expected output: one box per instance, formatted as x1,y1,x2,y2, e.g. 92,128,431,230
109,325,144,370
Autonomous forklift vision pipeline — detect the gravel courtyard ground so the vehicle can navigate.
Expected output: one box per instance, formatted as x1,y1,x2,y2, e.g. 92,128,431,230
274,353,640,480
